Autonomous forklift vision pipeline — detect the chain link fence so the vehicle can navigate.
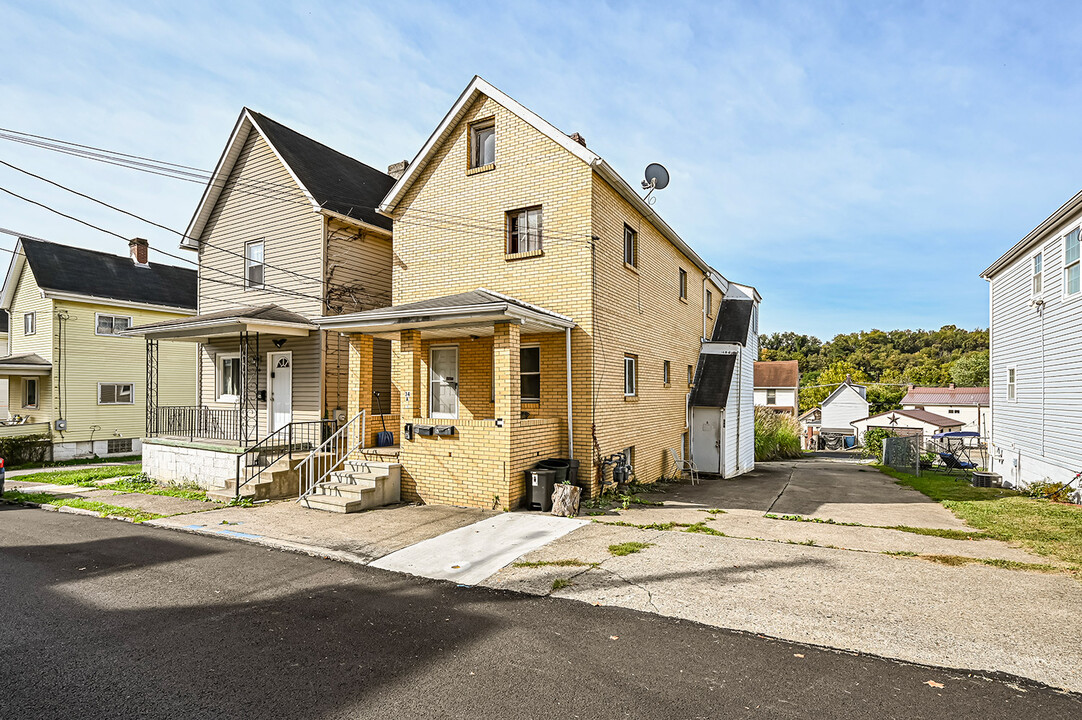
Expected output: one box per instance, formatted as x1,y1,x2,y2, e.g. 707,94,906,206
882,434,922,476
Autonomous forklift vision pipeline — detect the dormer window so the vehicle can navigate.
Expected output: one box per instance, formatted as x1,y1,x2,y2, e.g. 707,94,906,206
245,240,264,289
470,118,495,169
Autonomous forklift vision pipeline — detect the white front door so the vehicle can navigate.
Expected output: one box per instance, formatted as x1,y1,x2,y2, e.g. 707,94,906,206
691,407,722,475
268,351,293,432
429,346,459,419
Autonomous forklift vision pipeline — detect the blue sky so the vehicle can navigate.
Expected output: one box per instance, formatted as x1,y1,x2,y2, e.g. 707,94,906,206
2,0,1081,339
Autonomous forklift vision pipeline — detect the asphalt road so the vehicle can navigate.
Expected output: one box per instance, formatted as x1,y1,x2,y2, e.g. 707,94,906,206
1,505,1079,719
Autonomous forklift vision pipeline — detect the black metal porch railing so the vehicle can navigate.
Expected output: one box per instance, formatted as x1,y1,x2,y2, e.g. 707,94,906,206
151,406,241,443
235,420,338,499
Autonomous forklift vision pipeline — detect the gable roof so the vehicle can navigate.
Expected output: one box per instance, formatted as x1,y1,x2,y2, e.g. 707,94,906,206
183,108,395,248
901,385,989,406
379,75,728,286
1,238,196,311
853,408,963,428
821,378,868,406
982,187,1082,278
755,360,799,388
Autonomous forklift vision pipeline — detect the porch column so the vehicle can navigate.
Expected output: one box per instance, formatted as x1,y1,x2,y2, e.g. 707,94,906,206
493,321,521,422
397,329,423,419
347,333,374,418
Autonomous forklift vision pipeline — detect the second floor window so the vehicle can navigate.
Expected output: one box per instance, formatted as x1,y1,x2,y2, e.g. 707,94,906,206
623,225,637,267
1007,368,1016,401
470,119,495,168
624,355,637,396
96,314,132,336
766,389,777,405
23,312,35,336
663,360,670,384
508,207,542,254
245,240,265,289
1066,228,1080,296
679,268,688,300
1032,253,1042,295
705,289,713,316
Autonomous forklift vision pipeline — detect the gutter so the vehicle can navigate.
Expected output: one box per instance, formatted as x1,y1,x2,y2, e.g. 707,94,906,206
982,187,1082,278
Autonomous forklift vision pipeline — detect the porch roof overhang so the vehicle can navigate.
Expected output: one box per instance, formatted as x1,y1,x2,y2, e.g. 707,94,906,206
0,353,52,376
315,288,576,340
124,304,317,342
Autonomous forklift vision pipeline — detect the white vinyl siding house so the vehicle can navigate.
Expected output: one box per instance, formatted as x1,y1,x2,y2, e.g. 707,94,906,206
819,380,869,437
982,190,1082,498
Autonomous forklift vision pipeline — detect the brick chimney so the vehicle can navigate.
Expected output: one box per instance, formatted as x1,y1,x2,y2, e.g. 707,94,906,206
387,160,409,180
568,132,587,147
129,238,149,266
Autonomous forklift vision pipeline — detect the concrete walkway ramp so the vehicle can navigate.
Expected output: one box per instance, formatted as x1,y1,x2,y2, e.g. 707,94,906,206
370,512,588,585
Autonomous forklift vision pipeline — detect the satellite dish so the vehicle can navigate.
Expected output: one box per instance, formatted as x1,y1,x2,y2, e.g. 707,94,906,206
642,163,670,191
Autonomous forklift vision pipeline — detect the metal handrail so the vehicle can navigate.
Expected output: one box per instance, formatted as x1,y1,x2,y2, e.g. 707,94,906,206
298,411,366,502
235,419,336,500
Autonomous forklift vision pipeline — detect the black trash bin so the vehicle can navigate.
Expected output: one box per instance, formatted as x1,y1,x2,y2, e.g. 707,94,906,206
538,459,569,485
524,468,557,511
540,458,580,487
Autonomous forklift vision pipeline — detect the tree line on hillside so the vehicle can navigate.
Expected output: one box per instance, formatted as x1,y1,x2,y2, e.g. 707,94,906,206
759,326,989,414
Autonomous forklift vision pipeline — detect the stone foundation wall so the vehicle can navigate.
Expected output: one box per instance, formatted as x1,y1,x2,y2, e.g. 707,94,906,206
142,440,240,489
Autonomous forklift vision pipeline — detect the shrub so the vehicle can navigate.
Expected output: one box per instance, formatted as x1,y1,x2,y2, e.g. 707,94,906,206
754,406,803,461
862,427,896,462
0,433,51,466
1024,480,1077,504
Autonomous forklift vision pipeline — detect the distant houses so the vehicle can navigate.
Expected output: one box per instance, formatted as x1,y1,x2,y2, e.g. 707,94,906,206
900,384,988,435
753,360,799,416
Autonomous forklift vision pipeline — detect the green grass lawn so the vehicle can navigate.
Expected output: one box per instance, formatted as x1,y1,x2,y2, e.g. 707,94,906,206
12,465,143,487
96,477,209,502
1,490,164,523
877,465,1082,569
6,455,142,471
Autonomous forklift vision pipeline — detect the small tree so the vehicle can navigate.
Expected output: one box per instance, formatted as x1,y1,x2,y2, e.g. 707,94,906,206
862,427,896,462
950,350,989,386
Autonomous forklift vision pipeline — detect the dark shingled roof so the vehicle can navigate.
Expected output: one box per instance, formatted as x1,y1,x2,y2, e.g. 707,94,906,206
754,360,799,388
710,297,754,344
689,353,737,408
0,352,50,367
21,239,196,310
249,110,396,231
131,304,314,332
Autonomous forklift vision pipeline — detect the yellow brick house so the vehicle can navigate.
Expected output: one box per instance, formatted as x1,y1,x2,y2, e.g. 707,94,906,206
318,77,759,509
0,237,197,459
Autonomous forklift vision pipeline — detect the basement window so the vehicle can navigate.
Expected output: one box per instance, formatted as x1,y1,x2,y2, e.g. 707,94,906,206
107,438,134,454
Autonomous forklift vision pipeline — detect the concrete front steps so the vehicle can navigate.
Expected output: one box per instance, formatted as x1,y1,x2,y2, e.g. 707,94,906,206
300,460,401,513
207,456,303,503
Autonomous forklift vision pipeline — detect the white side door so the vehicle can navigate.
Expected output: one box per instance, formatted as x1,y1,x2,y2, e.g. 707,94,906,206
268,351,293,432
429,346,459,419
691,407,721,474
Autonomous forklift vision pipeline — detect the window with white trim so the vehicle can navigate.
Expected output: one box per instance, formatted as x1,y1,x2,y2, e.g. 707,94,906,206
95,314,132,336
705,289,713,316
1032,252,1042,295
245,240,265,289
678,268,688,300
520,345,541,403
688,364,694,386
766,389,777,405
623,224,637,267
507,207,542,254
98,382,134,405
1065,228,1080,296
470,118,495,168
663,360,670,384
218,354,241,400
23,312,35,336
22,377,37,408
624,355,637,396
1007,367,1016,401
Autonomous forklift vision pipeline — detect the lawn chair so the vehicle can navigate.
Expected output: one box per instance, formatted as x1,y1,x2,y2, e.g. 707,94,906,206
937,450,977,476
668,448,699,485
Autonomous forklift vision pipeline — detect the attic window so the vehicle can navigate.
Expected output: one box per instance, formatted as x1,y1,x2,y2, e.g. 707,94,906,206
245,240,264,289
470,118,495,169
23,312,35,336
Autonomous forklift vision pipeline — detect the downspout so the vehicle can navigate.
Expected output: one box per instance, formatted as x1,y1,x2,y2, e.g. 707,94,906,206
702,276,708,339
565,327,573,459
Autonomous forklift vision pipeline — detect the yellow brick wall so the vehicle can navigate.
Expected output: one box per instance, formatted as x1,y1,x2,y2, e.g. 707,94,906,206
589,175,725,489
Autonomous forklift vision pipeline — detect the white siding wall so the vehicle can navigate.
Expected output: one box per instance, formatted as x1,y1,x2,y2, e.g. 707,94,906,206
754,387,797,408
738,308,757,473
820,385,869,433
988,207,1082,493
903,403,984,433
